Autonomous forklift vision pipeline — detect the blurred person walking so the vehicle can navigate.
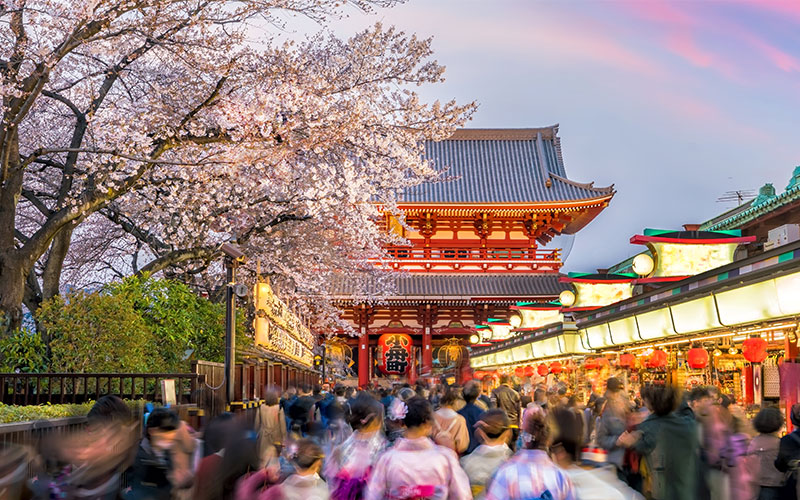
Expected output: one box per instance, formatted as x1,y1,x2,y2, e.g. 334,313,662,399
459,380,487,454
483,406,575,500
325,394,387,500
460,409,512,499
746,406,785,500
433,387,470,454
365,397,472,500
775,403,800,499
491,375,521,451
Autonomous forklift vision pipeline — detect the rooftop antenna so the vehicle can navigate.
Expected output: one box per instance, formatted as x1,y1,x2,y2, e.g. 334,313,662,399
717,190,756,207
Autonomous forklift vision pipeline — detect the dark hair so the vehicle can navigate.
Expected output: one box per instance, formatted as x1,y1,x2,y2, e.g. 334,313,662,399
606,377,623,393
753,407,784,434
476,409,509,440
300,384,312,394
462,381,480,404
404,396,433,429
643,384,679,417
291,438,324,470
397,387,416,402
499,374,510,384
792,403,800,427
441,388,460,407
522,409,550,450
264,389,280,407
335,385,346,397
348,393,384,430
345,387,356,398
87,395,131,424
689,386,712,402
551,406,582,461
146,407,179,431
203,412,235,456
534,388,546,402
593,396,607,415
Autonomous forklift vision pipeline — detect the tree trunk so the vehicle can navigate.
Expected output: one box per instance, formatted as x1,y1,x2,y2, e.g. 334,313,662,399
42,225,73,301
0,252,27,333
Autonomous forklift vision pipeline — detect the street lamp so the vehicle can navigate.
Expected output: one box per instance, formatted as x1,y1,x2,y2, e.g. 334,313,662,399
221,243,246,405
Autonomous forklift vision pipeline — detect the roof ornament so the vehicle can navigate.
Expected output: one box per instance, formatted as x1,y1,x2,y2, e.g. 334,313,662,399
787,166,800,192
752,183,777,207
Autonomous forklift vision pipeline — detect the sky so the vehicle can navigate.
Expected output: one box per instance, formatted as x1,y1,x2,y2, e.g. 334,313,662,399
282,0,800,272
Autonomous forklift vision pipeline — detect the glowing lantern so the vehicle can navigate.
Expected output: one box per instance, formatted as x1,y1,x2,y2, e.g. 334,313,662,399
376,333,412,375
647,349,668,368
743,337,768,363
473,370,486,380
524,365,535,377
537,364,549,376
550,361,563,374
619,353,635,368
687,348,709,369
584,358,598,370
595,357,610,369
515,366,525,377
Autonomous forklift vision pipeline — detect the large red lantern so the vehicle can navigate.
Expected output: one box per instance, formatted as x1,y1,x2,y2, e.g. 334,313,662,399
743,337,768,363
619,353,635,368
515,366,525,377
537,364,549,376
687,348,709,369
550,361,563,374
524,365,535,377
376,333,412,375
595,357,610,369
647,349,668,368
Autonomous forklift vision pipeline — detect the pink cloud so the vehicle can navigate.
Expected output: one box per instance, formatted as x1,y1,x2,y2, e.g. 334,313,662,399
667,33,713,67
623,0,694,26
748,37,800,73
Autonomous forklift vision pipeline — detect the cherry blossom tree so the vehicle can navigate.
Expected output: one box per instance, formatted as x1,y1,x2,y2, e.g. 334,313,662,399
0,0,475,335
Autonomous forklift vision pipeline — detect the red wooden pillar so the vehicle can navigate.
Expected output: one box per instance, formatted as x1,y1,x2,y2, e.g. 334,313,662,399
359,331,369,388
419,304,437,378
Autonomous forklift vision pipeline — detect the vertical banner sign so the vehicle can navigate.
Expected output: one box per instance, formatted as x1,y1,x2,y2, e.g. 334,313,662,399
377,333,412,375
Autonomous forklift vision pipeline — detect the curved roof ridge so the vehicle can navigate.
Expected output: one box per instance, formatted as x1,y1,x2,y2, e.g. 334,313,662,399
550,173,615,194
448,126,558,141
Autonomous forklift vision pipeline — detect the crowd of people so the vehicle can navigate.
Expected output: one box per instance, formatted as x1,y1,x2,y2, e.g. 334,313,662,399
2,375,800,500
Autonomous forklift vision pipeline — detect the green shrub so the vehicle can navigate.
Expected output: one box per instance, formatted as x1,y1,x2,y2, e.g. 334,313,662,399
0,400,146,424
0,329,48,373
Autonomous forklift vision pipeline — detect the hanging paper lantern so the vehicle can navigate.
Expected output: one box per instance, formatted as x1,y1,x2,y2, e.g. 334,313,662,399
550,361,563,374
687,348,709,369
524,365,535,377
473,370,486,380
647,349,668,368
537,364,549,376
596,357,610,369
584,358,598,370
619,353,635,368
515,366,525,377
743,337,768,363
377,333,412,375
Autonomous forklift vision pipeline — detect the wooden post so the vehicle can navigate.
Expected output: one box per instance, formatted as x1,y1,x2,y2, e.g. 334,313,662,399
359,329,369,388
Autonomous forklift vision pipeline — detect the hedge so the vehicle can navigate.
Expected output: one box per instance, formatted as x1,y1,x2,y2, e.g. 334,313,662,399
0,400,146,424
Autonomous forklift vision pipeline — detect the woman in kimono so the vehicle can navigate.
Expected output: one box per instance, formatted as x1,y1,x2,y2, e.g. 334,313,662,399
364,396,472,500
460,409,513,498
261,438,329,500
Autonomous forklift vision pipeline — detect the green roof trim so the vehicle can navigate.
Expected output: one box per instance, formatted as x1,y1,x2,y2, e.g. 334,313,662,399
643,229,673,236
701,169,800,231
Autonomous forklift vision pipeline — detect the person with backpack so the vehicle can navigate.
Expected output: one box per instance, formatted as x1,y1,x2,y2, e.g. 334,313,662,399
484,406,576,500
433,387,470,455
775,403,800,500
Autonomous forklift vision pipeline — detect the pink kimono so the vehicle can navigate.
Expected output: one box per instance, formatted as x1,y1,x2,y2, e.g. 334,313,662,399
364,437,473,500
